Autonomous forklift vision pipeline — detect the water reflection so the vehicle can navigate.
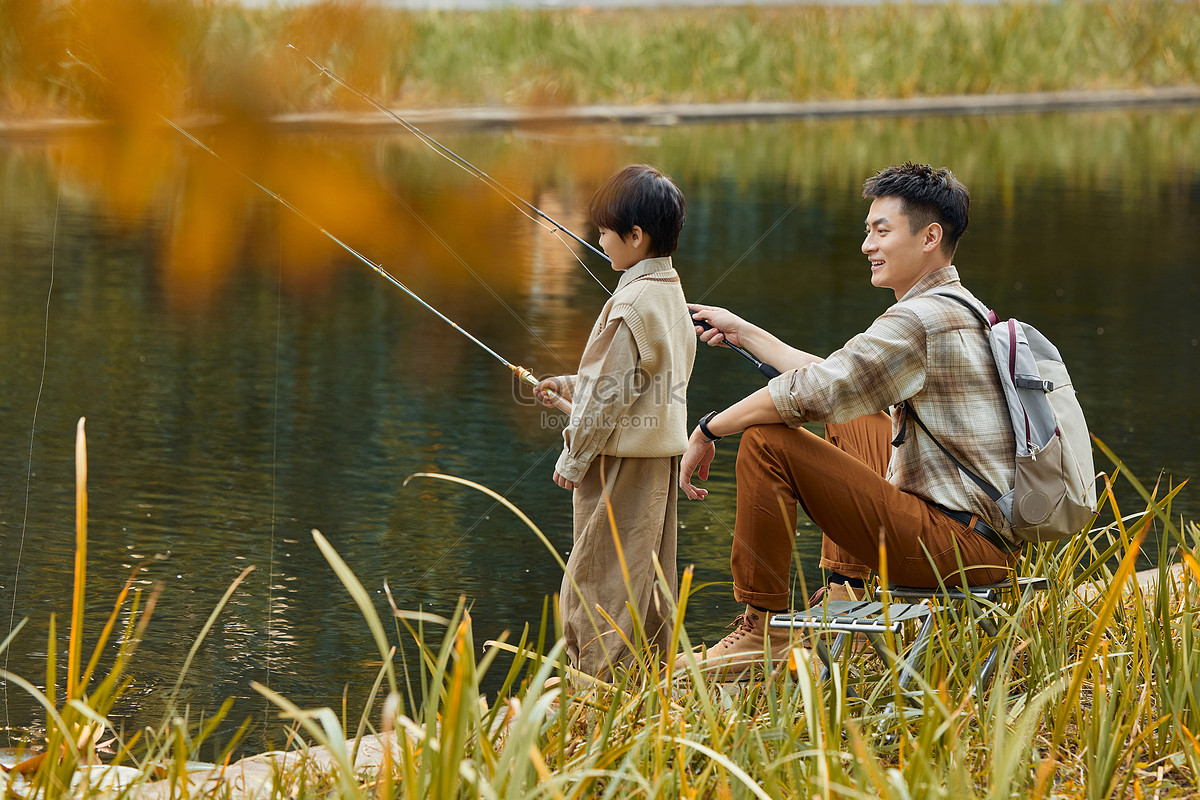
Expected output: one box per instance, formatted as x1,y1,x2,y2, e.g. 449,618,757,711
1,107,1198,754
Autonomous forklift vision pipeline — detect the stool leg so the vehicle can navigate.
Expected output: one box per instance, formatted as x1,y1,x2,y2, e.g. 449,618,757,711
878,615,935,728
813,635,859,699
812,639,835,683
895,615,935,693
828,631,848,662
975,616,1002,693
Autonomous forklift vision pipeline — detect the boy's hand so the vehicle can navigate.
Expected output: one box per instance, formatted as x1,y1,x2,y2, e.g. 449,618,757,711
535,376,567,408
552,469,577,491
689,303,746,349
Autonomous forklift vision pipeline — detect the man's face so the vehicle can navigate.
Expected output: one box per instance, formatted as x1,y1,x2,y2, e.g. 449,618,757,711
862,197,937,299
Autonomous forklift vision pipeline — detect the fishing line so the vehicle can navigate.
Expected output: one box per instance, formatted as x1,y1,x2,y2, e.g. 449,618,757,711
5,170,62,730
264,217,283,739
393,447,558,610
291,46,784,379
698,197,802,306
288,44,615,296
68,48,565,402
158,114,570,411
689,197,804,380
370,168,574,377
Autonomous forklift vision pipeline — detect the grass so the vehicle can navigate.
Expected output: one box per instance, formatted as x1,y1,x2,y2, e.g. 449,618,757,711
0,0,1197,119
2,420,1200,798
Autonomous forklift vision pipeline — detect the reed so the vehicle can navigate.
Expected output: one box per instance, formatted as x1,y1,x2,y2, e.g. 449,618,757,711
3,429,1199,799
0,1,1196,118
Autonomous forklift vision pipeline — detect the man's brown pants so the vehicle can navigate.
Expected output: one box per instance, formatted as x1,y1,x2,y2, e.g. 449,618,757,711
731,412,1015,611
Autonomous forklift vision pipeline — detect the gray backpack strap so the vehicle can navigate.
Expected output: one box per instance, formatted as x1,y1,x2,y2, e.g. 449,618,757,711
899,402,1004,504
893,290,1005,503
932,291,997,328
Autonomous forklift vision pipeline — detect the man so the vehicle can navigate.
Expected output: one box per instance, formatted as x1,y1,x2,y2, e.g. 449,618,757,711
680,162,1019,672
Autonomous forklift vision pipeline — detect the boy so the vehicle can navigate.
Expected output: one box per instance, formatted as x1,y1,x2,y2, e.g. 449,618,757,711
535,164,695,679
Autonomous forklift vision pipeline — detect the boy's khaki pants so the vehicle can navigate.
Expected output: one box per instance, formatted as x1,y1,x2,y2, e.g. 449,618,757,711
731,412,1015,612
561,454,678,679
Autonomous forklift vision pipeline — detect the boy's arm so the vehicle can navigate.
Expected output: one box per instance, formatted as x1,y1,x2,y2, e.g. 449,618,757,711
554,320,640,486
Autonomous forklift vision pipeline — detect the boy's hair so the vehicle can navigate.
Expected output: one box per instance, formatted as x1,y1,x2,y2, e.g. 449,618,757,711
589,164,686,257
862,163,970,257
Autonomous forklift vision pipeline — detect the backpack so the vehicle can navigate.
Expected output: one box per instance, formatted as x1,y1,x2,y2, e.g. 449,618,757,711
904,292,1099,543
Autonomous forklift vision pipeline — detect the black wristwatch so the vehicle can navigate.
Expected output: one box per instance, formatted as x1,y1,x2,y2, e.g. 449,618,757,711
697,411,722,443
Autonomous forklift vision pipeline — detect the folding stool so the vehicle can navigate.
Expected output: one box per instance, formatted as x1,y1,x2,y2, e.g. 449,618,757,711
769,576,1048,709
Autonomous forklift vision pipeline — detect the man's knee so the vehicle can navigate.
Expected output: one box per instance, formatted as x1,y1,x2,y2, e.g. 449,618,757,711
736,424,803,463
735,424,822,492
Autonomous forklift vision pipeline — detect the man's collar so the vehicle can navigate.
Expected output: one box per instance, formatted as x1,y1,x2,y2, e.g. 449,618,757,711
901,265,960,301
616,256,674,290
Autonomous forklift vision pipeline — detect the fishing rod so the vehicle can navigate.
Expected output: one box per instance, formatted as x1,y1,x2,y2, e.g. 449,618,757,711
288,44,612,295
289,45,783,381
695,320,781,379
160,114,572,414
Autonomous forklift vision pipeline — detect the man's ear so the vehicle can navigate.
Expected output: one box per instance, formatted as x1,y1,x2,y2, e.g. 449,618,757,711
922,223,944,252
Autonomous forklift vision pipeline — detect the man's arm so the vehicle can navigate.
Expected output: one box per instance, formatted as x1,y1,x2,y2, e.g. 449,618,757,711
679,387,781,501
689,303,824,372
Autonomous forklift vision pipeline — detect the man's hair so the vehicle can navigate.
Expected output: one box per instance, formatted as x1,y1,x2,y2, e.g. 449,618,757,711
589,164,686,257
862,163,970,256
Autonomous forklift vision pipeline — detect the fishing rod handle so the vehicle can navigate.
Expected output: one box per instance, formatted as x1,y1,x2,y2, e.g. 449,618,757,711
546,393,573,415
695,318,782,381
514,366,574,414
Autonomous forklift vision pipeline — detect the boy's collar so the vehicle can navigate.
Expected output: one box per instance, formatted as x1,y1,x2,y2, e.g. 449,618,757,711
616,256,674,289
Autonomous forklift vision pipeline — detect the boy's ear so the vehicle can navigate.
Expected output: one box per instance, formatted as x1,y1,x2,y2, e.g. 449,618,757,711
629,225,650,251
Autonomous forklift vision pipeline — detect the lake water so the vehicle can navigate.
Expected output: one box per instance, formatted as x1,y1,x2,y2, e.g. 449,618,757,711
1,106,1197,755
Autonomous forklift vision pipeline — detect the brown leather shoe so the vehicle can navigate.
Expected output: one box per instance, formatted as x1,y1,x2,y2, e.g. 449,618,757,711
701,605,793,679
806,581,870,655
806,580,865,606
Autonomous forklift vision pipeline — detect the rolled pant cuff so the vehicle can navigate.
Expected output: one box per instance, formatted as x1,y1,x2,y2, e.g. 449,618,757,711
818,557,871,580
732,584,789,612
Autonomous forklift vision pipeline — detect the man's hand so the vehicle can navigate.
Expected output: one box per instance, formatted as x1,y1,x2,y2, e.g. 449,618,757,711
689,303,750,349
679,430,716,500
553,469,577,491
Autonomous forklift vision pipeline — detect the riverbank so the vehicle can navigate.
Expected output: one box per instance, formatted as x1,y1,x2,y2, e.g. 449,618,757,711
3,86,1199,137
1,419,1196,798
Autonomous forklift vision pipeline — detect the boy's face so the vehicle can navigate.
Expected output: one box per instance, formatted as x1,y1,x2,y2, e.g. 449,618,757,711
598,226,648,271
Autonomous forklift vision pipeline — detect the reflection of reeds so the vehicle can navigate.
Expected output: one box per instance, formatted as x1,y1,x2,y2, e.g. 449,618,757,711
1,1,1197,117
3,0,1197,312
4,425,1200,798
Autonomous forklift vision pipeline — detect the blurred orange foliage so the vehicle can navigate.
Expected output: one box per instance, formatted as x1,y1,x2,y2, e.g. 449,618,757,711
1,1,610,313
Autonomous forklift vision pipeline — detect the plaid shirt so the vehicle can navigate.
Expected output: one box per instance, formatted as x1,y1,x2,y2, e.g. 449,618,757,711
768,266,1016,539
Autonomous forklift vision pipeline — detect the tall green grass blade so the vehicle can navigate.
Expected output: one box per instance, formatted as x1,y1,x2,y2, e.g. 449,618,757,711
312,529,398,696
67,418,87,704
350,646,395,766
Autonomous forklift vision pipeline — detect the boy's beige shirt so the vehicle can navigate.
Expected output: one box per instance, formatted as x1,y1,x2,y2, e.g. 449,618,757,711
555,256,696,483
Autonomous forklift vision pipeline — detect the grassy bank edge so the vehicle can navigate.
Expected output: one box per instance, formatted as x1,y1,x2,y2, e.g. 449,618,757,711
2,85,1198,137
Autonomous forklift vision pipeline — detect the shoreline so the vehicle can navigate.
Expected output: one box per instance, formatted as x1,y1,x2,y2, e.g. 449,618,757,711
2,86,1198,137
